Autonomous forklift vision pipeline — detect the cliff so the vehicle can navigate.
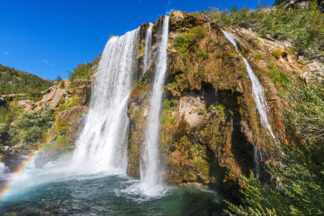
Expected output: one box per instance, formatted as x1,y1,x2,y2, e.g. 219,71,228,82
126,11,322,199
0,5,322,205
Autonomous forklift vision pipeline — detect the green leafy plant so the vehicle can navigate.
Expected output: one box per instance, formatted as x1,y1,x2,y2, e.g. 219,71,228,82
225,84,324,216
206,2,324,59
268,70,291,89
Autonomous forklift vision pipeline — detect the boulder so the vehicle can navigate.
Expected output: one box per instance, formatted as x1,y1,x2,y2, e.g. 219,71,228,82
178,96,205,129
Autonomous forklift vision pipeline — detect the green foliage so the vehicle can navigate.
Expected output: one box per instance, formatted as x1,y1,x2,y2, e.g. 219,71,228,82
15,108,54,143
272,50,283,59
255,53,264,60
225,84,324,216
173,26,207,53
70,56,100,81
208,104,215,112
0,64,52,96
58,97,80,112
239,72,247,79
216,104,225,116
51,133,71,153
174,34,189,53
0,106,14,125
207,3,324,59
191,142,210,178
138,47,145,56
163,98,173,109
268,70,291,89
197,49,210,59
186,26,207,42
268,61,277,70
199,109,207,115
284,85,324,142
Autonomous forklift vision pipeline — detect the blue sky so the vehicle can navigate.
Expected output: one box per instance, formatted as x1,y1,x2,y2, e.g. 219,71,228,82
0,0,274,80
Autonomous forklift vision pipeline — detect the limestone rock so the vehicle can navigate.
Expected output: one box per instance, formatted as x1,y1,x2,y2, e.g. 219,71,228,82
178,96,205,129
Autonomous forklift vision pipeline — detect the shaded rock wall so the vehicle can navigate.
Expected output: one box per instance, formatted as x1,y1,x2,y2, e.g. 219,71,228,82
126,12,281,198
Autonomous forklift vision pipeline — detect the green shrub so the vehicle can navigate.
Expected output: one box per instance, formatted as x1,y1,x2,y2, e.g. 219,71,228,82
239,72,247,79
197,49,209,59
173,26,206,53
216,104,225,116
268,70,291,89
255,53,264,60
15,108,54,143
174,34,189,53
272,49,283,58
58,97,80,111
0,64,52,95
268,61,277,70
71,56,100,81
226,84,324,216
163,99,173,109
206,3,324,59
186,26,206,42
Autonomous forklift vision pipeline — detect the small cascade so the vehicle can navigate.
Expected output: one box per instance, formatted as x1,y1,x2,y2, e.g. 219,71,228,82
254,148,264,177
71,28,139,174
140,16,169,195
143,23,153,74
221,30,275,139
0,162,9,178
221,30,276,176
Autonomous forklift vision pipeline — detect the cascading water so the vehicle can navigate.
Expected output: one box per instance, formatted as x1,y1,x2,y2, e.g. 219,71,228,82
143,23,153,74
221,30,275,138
221,30,276,175
71,28,139,174
140,16,169,195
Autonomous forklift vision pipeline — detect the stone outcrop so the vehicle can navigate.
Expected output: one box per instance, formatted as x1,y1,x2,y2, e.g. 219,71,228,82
127,12,264,197
125,11,314,198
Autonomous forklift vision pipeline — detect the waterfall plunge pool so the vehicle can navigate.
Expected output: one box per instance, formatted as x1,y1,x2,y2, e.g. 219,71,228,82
0,173,224,215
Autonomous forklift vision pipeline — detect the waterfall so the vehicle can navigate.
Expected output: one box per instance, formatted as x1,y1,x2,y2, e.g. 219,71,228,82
140,16,169,195
143,23,153,74
254,148,264,177
0,162,8,178
71,28,139,174
221,30,276,176
221,30,275,140
221,30,275,139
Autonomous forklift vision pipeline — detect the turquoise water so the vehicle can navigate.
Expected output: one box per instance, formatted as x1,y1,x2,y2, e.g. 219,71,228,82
0,174,224,215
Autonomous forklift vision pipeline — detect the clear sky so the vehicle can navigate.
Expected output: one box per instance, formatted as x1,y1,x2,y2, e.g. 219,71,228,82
0,0,274,80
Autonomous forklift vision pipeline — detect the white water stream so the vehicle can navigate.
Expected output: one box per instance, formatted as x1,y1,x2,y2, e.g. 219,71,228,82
71,28,139,174
221,30,277,175
140,16,169,195
143,23,153,74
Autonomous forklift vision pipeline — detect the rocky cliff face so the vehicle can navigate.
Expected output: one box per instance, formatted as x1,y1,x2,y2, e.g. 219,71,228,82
1,9,320,200
0,65,97,170
126,11,318,197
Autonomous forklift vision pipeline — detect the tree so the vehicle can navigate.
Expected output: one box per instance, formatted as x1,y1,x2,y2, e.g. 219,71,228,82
55,75,62,81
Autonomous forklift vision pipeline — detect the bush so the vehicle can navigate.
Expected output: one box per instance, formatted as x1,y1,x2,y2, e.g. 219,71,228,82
225,84,324,216
255,53,264,60
15,108,54,143
0,64,52,95
186,26,206,42
197,49,209,59
216,104,225,116
70,56,100,81
272,50,283,58
173,26,207,53
174,34,189,53
268,70,291,89
206,2,324,59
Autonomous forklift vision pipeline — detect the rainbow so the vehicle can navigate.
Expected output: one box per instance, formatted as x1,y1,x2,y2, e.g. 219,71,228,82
0,139,54,202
